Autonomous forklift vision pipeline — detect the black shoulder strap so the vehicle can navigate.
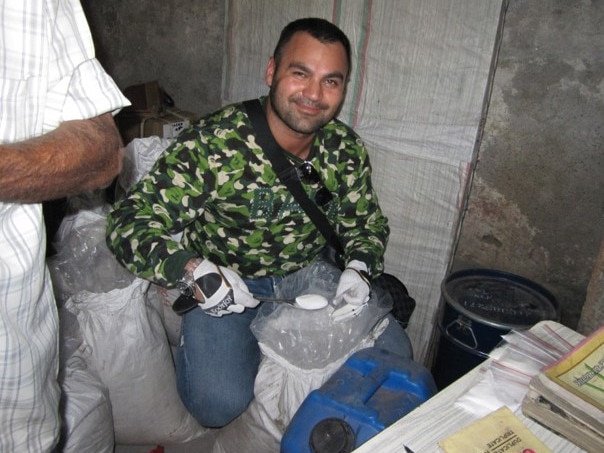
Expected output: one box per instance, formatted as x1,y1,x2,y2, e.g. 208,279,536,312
243,99,344,258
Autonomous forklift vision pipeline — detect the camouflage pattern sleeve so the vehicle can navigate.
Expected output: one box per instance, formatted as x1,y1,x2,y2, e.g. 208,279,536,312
105,127,214,285
316,120,390,276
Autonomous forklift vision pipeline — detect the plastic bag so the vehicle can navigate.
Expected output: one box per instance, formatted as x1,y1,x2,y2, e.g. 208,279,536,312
250,258,392,369
455,327,573,416
212,321,385,453
147,284,182,347
117,136,172,195
212,259,390,452
59,354,115,453
47,208,135,304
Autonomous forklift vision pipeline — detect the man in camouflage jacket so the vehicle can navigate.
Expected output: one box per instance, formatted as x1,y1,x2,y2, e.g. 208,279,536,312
107,18,411,428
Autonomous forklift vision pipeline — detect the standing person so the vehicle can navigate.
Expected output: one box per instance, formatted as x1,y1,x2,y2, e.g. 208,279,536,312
107,17,412,428
0,1,129,451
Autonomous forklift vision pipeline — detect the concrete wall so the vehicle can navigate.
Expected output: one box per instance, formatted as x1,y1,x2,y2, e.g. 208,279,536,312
82,0,226,116
82,0,604,333
451,0,604,331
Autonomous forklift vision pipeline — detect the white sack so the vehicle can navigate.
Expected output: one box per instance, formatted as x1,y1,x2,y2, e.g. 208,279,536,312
59,308,114,453
147,284,182,347
64,278,208,445
60,353,115,453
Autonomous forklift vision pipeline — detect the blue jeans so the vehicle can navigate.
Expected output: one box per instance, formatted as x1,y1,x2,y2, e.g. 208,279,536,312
174,276,279,427
174,275,413,427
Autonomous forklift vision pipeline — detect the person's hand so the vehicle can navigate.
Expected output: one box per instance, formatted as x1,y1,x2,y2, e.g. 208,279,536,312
334,260,371,305
332,260,371,322
193,259,259,317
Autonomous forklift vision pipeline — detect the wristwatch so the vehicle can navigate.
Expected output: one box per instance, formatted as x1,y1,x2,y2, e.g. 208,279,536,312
176,272,196,298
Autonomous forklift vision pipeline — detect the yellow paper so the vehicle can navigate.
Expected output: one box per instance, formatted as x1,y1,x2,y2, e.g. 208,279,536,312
544,324,604,412
439,406,553,453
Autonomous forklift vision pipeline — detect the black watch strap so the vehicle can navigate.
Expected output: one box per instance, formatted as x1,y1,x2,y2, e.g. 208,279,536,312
172,294,198,315
350,268,371,286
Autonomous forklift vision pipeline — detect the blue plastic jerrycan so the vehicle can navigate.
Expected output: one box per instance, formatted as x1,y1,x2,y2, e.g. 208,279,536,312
281,347,437,453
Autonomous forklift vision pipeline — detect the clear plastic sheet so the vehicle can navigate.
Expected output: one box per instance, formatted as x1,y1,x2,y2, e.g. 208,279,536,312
251,258,392,370
47,207,135,305
116,136,172,196
455,327,577,416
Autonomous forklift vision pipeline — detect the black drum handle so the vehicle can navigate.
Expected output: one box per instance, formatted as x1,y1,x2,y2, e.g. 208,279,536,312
444,316,490,359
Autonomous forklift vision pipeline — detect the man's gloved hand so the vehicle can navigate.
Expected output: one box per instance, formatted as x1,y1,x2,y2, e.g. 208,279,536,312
193,259,259,317
334,260,371,305
332,260,371,322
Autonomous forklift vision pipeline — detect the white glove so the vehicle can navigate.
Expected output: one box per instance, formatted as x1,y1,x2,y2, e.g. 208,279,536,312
193,259,259,317
334,260,371,306
331,302,368,322
332,260,371,322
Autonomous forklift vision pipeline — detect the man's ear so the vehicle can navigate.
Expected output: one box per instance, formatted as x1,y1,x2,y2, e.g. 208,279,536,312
265,57,276,86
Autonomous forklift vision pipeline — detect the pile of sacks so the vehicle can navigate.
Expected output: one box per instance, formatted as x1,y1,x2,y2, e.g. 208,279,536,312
49,137,392,452
50,204,209,452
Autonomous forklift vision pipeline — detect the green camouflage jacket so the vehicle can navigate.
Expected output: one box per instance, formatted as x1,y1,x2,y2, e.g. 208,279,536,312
106,98,389,286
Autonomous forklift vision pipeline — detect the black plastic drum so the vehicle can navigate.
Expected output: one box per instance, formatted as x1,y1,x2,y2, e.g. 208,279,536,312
431,268,559,390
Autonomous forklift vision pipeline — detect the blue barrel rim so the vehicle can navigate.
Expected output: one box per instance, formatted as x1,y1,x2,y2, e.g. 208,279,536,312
440,268,560,331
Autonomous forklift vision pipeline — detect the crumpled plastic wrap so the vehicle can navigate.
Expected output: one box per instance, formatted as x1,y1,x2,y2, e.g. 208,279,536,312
47,207,135,305
116,136,172,196
250,258,392,370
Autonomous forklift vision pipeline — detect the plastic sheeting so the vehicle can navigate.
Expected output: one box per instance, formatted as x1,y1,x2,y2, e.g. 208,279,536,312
222,0,505,362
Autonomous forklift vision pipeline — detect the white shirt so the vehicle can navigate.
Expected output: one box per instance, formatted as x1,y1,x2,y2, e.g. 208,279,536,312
0,1,129,451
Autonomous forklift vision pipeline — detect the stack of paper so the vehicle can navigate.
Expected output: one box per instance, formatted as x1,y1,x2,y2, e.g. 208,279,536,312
522,325,604,452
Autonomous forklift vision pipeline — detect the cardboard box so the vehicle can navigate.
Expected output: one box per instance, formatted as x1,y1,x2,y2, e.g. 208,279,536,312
122,80,164,114
117,108,200,144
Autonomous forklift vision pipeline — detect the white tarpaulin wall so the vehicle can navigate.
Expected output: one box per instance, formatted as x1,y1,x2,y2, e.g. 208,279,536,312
222,0,505,363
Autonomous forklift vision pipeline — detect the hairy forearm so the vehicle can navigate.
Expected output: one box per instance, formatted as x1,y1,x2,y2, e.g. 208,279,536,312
0,113,124,202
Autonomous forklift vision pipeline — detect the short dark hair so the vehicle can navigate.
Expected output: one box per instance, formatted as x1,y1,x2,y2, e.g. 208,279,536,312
273,18,352,76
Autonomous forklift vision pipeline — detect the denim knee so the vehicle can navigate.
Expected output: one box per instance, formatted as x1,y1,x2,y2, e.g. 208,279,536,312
178,377,255,428
174,306,261,428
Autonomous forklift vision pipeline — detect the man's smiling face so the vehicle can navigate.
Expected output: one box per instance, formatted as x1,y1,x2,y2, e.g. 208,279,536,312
265,31,349,136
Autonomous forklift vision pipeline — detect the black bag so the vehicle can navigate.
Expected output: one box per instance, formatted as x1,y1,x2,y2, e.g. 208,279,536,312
372,273,416,328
